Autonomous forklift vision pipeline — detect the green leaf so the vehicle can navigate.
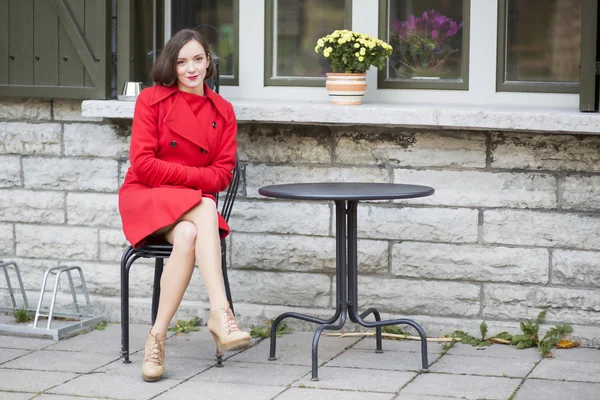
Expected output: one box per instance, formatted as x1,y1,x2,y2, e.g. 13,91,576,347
480,321,488,341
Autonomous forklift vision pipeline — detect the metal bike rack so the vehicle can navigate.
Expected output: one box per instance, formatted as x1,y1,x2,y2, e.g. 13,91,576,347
0,263,102,340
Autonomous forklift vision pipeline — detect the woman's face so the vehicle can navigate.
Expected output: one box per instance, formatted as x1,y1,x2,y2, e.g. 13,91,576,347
175,39,210,95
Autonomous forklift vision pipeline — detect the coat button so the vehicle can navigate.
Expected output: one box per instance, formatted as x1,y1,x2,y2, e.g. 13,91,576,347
201,149,208,154
212,122,217,128
170,141,177,148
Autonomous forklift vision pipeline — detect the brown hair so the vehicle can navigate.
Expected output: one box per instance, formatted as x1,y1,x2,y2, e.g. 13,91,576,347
151,29,216,86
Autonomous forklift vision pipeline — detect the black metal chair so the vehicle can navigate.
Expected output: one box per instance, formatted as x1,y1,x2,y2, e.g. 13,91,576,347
120,156,240,364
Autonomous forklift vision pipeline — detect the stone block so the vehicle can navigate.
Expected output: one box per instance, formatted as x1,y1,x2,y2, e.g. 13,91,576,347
59,260,154,297
0,223,14,256
492,133,600,172
356,276,481,317
0,155,21,188
231,233,388,273
0,122,61,155
64,123,130,157
562,175,600,211
0,98,52,120
0,257,59,291
229,200,330,236
228,270,331,308
99,229,128,262
358,205,479,243
0,189,64,224
53,99,103,122
23,157,119,192
67,193,120,227
484,209,600,250
392,242,548,283
245,164,389,198
119,160,130,188
484,283,600,325
393,169,557,208
16,225,98,260
237,123,332,163
552,250,600,286
335,129,486,168
529,359,600,382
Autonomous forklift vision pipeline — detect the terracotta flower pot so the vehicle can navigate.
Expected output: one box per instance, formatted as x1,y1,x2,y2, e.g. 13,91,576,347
325,73,367,105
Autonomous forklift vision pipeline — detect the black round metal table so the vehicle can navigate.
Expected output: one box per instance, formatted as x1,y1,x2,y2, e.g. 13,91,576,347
258,182,435,380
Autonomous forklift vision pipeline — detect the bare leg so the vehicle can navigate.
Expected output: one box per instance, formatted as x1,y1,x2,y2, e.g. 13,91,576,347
179,198,228,310
150,221,197,337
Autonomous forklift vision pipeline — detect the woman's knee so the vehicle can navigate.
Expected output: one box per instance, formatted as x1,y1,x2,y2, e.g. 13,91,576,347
186,199,218,223
172,221,197,247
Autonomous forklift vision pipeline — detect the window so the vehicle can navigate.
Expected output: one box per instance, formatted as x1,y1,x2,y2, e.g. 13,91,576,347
265,0,352,86
497,0,581,93
378,0,470,90
171,0,239,85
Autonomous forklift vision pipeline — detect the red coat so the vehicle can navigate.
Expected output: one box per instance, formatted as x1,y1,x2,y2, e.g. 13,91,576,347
118,83,237,248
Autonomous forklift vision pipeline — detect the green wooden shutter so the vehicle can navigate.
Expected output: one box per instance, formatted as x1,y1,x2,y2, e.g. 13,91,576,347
0,0,111,99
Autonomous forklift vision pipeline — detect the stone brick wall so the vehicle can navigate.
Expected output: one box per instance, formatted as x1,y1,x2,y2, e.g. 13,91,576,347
1,98,600,343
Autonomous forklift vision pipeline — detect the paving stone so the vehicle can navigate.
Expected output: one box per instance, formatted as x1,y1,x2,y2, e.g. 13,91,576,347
164,329,243,361
514,379,600,400
33,396,107,400
275,387,394,400
352,338,443,355
445,343,542,361
0,349,28,365
154,381,286,400
1,349,118,373
430,354,536,378
98,352,215,380
551,348,600,363
228,332,361,366
192,360,308,386
47,323,148,355
48,374,181,400
529,359,600,382
0,392,35,400
395,395,456,400
0,369,77,392
401,373,520,399
0,336,55,350
326,348,436,371
294,366,415,392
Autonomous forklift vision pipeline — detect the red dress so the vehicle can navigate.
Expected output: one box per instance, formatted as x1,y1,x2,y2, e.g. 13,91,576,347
118,83,237,248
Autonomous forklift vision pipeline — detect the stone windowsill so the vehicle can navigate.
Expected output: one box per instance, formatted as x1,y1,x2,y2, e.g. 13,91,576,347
81,98,600,135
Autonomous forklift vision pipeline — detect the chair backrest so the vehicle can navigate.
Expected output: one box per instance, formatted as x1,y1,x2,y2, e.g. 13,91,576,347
217,154,240,223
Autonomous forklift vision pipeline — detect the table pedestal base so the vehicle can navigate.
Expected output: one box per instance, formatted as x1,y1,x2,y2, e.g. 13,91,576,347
268,200,429,380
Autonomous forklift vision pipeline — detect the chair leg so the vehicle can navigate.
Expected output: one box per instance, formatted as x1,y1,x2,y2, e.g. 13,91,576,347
221,239,234,315
120,246,134,363
151,258,164,325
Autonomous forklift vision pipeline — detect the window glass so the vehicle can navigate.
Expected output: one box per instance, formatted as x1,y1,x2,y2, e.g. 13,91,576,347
171,0,236,79
505,0,581,83
273,0,347,78
386,0,465,81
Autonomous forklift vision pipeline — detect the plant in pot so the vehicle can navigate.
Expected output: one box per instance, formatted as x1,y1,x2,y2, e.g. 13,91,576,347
389,10,463,79
315,29,392,105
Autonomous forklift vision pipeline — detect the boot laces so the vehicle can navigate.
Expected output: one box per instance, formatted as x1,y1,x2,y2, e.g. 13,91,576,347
144,332,163,366
222,307,242,335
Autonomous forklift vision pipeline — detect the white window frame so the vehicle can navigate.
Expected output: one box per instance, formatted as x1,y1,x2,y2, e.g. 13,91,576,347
165,0,578,109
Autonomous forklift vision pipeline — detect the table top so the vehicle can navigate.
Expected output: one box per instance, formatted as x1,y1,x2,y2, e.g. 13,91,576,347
258,182,435,201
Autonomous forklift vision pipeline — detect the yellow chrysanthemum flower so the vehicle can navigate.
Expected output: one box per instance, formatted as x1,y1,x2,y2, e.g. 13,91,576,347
360,47,366,55
354,43,360,48
358,56,364,61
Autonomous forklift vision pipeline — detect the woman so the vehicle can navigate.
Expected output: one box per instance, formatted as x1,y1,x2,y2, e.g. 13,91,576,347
118,29,250,382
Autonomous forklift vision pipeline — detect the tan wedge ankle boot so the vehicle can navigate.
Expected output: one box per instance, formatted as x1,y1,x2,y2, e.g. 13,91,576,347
142,329,165,382
207,305,250,356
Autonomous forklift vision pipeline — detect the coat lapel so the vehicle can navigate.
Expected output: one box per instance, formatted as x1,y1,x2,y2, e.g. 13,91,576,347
163,91,210,152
